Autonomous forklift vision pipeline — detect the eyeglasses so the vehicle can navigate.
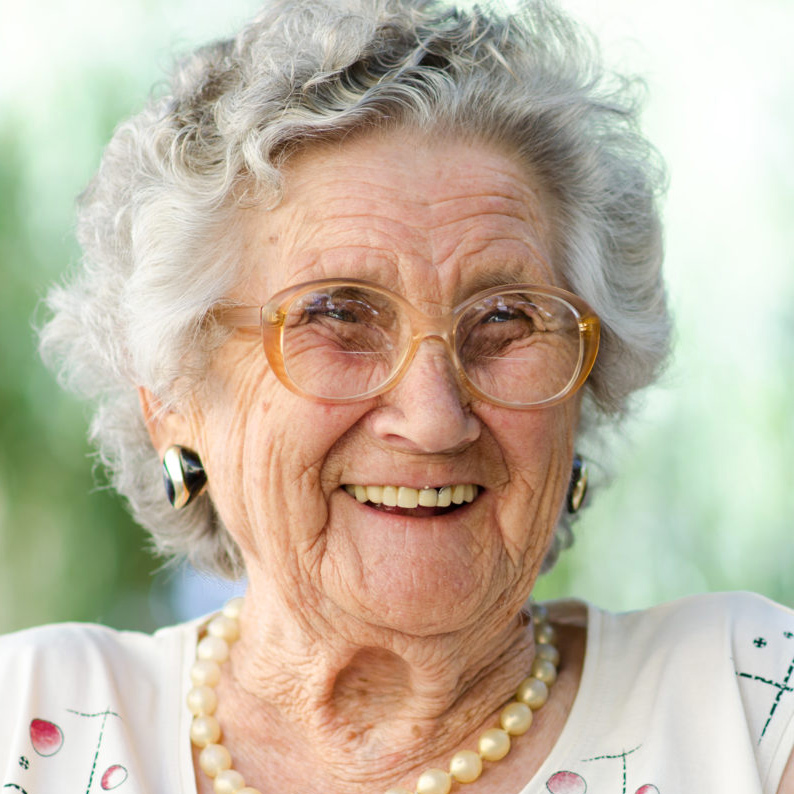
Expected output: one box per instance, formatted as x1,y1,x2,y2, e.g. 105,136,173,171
215,279,600,409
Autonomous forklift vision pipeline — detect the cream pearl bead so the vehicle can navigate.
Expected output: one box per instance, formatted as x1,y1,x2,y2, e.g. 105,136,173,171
208,614,241,643
530,657,558,685
416,768,451,794
198,635,230,664
214,768,246,794
222,597,245,620
199,743,232,777
188,598,561,794
191,659,221,687
534,621,557,646
187,685,218,716
535,642,561,667
478,728,511,761
449,749,482,783
516,676,549,710
190,715,221,747
500,702,533,736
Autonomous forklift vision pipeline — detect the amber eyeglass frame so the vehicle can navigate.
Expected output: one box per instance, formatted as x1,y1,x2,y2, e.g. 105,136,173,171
215,278,601,410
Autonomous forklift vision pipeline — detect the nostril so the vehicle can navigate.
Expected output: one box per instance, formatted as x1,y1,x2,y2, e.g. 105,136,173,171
367,344,480,452
369,407,480,454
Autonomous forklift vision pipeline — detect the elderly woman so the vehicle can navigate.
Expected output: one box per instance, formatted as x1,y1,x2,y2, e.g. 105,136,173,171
2,0,793,792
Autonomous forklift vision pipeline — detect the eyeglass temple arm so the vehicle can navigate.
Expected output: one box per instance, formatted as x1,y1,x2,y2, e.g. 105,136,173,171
215,306,266,328
578,315,601,380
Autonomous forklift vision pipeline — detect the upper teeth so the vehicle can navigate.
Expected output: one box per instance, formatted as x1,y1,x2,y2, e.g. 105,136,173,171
343,484,479,508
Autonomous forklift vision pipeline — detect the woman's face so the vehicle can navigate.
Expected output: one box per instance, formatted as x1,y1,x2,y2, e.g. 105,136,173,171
176,131,580,636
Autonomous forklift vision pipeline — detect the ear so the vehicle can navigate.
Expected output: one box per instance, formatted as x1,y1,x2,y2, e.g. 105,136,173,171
138,386,194,458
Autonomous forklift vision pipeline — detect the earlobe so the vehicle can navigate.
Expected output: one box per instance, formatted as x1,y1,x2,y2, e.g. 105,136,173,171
137,386,194,457
138,387,208,508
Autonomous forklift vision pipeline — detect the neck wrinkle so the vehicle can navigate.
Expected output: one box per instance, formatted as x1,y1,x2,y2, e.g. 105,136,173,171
214,600,536,793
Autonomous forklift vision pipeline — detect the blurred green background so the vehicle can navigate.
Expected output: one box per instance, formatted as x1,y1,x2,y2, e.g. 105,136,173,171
0,0,791,634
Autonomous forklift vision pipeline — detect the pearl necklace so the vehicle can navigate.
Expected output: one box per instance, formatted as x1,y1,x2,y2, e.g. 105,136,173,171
188,599,560,794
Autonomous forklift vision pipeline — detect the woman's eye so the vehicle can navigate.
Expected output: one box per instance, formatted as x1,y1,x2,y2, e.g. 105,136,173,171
311,304,358,322
304,297,373,324
482,307,525,324
479,303,541,330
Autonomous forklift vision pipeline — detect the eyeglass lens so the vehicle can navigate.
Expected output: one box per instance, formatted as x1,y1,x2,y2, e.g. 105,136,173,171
279,285,584,405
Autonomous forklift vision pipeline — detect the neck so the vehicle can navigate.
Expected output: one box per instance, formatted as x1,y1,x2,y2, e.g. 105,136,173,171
213,587,537,792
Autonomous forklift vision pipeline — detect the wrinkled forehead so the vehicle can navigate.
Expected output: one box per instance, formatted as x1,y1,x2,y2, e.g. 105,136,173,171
234,130,560,306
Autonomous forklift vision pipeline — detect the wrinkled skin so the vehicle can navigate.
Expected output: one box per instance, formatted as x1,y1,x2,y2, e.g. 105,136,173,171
142,130,586,794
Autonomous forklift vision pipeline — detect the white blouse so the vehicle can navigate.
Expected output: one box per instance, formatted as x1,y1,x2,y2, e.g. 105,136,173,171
1,591,792,793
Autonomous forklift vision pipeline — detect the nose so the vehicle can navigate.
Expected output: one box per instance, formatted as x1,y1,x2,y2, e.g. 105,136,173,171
368,340,481,454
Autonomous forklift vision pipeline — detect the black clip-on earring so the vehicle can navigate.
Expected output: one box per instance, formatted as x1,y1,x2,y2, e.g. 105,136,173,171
162,445,207,509
566,454,588,514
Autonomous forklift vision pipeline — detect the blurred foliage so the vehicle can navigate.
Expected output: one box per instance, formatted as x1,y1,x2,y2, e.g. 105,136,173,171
0,0,791,635
0,80,161,633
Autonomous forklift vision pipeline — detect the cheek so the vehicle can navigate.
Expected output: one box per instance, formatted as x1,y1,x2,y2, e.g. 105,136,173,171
494,402,576,480
487,403,577,560
202,369,369,560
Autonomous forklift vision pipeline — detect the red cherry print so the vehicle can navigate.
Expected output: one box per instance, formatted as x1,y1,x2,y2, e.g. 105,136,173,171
101,764,129,790
635,787,660,794
547,770,587,794
29,719,64,756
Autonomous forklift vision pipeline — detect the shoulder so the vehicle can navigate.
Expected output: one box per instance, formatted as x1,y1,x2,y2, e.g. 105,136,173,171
590,591,794,715
541,594,794,793
609,588,793,626
0,620,198,722
0,620,199,792
550,590,794,648
0,619,195,682
639,589,793,625
599,591,794,660
591,593,794,792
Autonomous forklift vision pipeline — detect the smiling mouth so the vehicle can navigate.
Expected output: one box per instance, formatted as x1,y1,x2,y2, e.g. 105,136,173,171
342,483,480,517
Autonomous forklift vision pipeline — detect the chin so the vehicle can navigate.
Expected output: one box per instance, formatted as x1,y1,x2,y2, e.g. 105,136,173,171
316,484,528,636
325,556,511,638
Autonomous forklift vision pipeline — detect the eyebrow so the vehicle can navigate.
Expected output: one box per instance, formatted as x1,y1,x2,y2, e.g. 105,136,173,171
465,262,547,294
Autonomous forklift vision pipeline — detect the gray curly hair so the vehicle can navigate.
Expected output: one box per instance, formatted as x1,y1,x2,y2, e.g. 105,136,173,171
40,0,670,578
